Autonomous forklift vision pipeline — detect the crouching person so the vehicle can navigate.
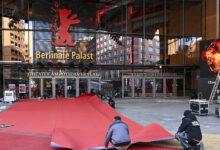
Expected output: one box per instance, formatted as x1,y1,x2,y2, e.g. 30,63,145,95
175,110,204,150
104,116,131,150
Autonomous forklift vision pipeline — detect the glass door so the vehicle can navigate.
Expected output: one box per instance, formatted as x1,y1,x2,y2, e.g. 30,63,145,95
166,78,173,96
155,78,164,96
134,78,142,97
55,79,65,98
177,78,184,96
90,79,99,94
79,79,88,96
145,78,153,97
43,78,52,98
67,79,76,98
124,78,132,97
30,78,40,98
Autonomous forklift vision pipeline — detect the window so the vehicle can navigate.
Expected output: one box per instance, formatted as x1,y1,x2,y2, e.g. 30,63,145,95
18,37,20,41
100,44,103,47
114,51,117,55
148,47,153,52
109,46,112,50
156,42,160,46
11,41,14,46
109,40,112,44
126,55,130,60
101,50,103,54
120,56,124,61
127,47,130,52
127,40,131,45
109,52,112,57
100,37,103,41
149,55,153,59
156,56,160,61
96,39,99,43
108,59,112,64
104,42,107,46
104,48,107,52
15,35,18,40
97,51,100,55
104,35,107,40
104,54,106,58
156,49,160,53
10,33,14,38
148,40,153,44
101,56,103,60
114,58,117,63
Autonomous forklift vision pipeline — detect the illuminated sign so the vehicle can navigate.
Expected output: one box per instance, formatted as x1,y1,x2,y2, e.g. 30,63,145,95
200,39,220,78
35,51,94,60
50,0,80,47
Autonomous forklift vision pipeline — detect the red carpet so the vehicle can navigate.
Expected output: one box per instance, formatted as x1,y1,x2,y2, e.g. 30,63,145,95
0,95,180,150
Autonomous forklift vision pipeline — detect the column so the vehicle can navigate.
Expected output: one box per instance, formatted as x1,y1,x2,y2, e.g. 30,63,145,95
132,78,134,97
88,78,91,93
76,78,79,97
99,77,101,92
122,77,124,98
52,78,55,98
153,78,156,97
163,78,166,97
65,78,67,98
142,78,145,97
29,78,31,98
40,78,43,97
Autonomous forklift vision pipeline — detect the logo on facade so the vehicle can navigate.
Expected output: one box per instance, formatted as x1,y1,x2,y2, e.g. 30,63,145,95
50,0,80,47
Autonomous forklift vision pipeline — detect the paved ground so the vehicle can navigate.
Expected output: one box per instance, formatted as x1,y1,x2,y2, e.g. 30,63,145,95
113,98,220,134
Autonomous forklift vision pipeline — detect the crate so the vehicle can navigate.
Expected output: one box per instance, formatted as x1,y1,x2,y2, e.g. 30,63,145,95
189,99,209,116
215,107,220,117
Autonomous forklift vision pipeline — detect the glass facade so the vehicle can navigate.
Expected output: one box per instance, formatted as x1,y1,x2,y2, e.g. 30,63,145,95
0,0,209,99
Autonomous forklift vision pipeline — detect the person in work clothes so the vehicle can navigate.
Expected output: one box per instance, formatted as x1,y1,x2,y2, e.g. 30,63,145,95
104,116,131,150
175,110,204,150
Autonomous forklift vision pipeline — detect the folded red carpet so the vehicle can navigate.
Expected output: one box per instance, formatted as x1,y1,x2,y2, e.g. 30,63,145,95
0,95,179,150
51,95,175,149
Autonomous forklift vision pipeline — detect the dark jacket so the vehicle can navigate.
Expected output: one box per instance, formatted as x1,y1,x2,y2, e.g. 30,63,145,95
104,120,131,147
108,98,115,109
178,113,202,141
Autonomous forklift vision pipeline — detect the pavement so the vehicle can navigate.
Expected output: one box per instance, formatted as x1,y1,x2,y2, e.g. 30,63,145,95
1,98,220,150
113,98,220,150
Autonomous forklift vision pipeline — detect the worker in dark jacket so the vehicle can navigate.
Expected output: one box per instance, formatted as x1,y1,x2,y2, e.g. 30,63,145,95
106,96,115,109
175,110,204,150
104,116,131,150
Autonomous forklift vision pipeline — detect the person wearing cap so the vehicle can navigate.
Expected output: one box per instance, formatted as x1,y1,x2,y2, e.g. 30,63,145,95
104,116,131,150
175,110,204,150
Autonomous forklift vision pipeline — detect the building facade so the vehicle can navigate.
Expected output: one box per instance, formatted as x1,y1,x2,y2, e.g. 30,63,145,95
0,0,219,99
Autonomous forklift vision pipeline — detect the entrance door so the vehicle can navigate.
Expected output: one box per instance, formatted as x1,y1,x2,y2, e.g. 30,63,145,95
166,78,173,96
177,78,184,96
43,78,52,98
134,78,142,97
67,79,76,98
55,79,65,98
155,78,164,96
30,78,41,98
124,78,132,97
90,79,99,94
79,79,88,96
145,78,153,97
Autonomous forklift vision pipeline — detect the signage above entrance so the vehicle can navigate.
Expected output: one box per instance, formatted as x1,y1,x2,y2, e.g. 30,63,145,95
28,72,100,77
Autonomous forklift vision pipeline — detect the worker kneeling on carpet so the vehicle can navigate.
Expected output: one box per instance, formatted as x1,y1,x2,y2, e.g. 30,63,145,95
104,116,131,150
175,110,204,150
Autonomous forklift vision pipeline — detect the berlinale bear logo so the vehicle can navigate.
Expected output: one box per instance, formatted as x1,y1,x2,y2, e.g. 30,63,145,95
50,0,80,47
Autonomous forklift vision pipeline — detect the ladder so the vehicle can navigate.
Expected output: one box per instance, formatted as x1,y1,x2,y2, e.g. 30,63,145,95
209,70,220,104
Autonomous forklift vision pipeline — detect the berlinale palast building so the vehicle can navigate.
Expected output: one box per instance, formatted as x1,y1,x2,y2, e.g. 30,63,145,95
0,0,219,100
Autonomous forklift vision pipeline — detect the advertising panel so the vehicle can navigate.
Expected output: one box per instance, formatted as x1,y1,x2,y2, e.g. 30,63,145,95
19,84,26,93
200,39,220,78
8,84,15,91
